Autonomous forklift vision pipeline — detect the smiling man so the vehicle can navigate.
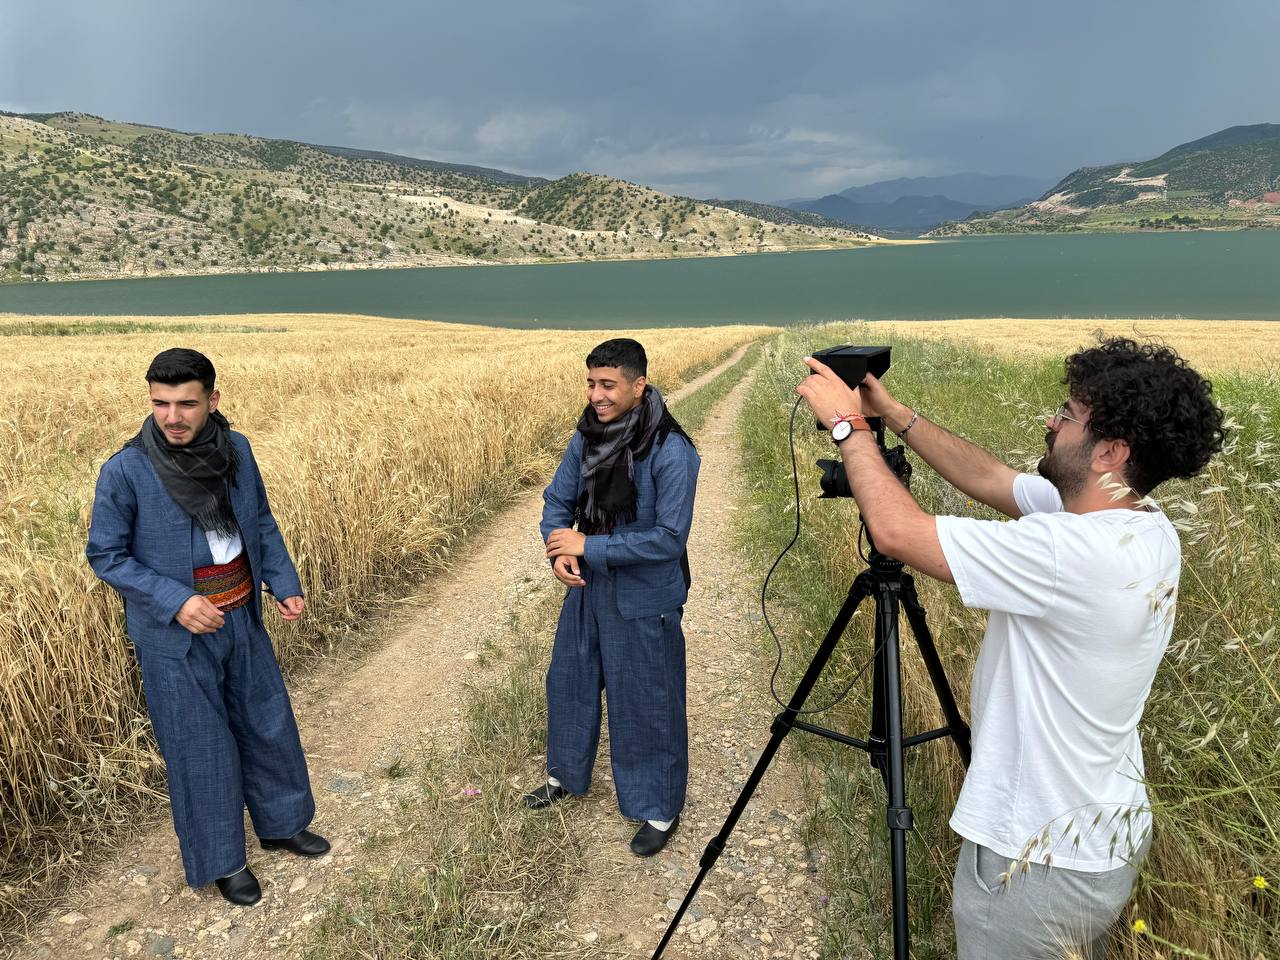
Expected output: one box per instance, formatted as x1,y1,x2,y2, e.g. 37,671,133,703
525,338,699,857
86,348,327,907
797,337,1225,959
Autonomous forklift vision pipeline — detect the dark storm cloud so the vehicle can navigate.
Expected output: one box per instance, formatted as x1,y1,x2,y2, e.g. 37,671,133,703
3,0,1276,198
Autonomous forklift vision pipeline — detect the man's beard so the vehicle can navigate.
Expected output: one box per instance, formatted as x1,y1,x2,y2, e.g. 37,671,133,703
1037,431,1093,501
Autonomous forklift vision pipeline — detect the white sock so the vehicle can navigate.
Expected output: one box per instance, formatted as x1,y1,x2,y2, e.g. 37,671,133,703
647,817,674,831
547,776,562,789
219,863,246,879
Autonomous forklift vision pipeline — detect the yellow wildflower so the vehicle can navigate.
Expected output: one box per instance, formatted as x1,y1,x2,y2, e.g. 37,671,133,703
1132,919,1148,935
1253,875,1269,890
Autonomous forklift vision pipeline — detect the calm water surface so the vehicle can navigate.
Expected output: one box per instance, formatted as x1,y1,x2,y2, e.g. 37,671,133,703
0,232,1275,326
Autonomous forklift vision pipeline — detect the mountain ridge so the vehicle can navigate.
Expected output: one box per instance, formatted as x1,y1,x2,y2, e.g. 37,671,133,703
777,172,1054,235
934,123,1280,235
0,111,873,282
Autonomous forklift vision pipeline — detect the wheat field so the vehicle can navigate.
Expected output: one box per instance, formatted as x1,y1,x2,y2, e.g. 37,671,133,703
0,313,770,926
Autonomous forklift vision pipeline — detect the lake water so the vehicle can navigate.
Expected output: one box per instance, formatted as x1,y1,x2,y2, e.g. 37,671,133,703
1,232,1276,326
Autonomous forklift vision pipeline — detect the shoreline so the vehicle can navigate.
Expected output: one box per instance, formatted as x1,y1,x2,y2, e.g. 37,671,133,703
0,235,915,287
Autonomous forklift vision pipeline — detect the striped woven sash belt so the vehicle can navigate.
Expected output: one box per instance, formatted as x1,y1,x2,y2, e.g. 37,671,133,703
193,553,253,612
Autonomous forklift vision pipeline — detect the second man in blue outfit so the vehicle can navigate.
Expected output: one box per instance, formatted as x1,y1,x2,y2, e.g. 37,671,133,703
526,338,700,857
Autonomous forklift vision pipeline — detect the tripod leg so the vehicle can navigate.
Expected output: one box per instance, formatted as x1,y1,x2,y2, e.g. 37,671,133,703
873,574,912,960
867,613,889,791
900,575,972,767
650,572,877,959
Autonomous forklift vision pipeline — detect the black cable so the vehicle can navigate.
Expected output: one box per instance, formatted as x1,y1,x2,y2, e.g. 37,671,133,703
761,395,881,715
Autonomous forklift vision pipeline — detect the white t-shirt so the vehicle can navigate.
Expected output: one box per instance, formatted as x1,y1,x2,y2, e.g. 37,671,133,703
935,473,1180,870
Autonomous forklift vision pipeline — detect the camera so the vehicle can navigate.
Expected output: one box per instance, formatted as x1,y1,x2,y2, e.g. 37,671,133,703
811,345,891,388
812,345,911,498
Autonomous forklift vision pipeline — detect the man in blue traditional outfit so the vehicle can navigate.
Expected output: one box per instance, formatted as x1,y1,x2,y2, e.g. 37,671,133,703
86,348,328,907
524,338,700,857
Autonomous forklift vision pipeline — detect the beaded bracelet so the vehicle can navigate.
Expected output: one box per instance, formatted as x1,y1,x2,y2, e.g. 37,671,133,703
896,410,919,439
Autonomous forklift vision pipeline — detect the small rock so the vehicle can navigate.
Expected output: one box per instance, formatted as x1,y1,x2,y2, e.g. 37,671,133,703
204,918,232,936
582,931,598,943
58,911,87,925
147,935,176,956
289,876,308,894
126,940,143,956
326,776,362,794
227,927,251,950
688,918,719,944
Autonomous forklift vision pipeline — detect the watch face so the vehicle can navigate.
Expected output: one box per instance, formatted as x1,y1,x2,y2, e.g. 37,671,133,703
832,419,853,442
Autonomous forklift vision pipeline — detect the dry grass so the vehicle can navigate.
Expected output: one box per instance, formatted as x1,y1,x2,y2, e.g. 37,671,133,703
870,318,1280,376
0,312,771,931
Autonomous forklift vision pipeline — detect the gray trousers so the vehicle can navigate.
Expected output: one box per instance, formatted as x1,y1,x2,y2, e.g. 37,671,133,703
953,839,1145,960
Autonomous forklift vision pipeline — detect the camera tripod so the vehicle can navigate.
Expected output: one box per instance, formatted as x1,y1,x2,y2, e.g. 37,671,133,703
652,541,972,960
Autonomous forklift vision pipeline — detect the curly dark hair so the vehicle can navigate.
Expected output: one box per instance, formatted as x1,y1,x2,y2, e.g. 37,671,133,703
1063,336,1226,496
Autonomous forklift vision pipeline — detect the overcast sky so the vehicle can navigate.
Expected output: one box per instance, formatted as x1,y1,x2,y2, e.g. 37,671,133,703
3,0,1276,199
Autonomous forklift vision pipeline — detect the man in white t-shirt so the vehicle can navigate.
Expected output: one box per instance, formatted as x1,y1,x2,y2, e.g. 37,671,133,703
797,338,1225,959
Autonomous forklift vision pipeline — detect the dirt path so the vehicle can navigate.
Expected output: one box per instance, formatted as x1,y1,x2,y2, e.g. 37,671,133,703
8,341,825,960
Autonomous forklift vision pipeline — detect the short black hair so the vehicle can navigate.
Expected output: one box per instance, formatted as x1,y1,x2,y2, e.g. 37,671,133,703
146,348,216,394
1064,336,1226,496
586,338,647,381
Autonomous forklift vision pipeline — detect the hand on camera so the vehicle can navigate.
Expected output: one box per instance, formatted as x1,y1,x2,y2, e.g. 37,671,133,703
177,594,225,634
857,373,899,419
552,554,586,588
798,356,863,428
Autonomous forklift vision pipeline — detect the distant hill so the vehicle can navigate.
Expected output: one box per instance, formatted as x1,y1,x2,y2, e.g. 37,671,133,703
0,111,873,282
310,143,544,185
838,173,1054,209
789,193,992,236
701,198,876,233
777,172,1054,236
934,123,1280,235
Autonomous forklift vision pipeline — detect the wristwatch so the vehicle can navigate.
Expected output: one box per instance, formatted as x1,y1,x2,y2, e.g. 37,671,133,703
831,416,871,444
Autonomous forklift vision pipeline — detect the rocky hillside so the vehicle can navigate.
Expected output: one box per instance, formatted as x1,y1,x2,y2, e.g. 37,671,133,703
0,112,873,282
934,123,1280,235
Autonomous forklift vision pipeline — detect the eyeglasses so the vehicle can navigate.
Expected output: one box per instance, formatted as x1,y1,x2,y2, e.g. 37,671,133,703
1049,402,1087,430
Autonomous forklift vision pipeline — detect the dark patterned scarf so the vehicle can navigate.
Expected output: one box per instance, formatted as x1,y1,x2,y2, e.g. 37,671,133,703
575,385,692,534
126,410,240,536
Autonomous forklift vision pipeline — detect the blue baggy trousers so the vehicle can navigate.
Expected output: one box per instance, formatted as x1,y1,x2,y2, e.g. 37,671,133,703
546,568,688,822
135,604,315,887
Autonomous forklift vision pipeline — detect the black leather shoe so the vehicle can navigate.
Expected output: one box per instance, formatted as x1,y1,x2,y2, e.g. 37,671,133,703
630,816,680,857
260,828,331,858
215,867,262,906
523,782,571,809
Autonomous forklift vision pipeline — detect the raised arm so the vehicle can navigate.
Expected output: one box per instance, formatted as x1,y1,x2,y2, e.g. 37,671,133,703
861,374,1022,519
